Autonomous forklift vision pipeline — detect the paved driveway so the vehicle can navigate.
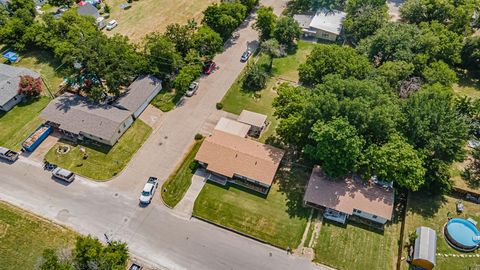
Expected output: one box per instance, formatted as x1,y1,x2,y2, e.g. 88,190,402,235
0,1,329,270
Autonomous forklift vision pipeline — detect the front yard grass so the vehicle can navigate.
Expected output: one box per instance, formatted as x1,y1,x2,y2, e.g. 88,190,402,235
151,88,179,112
220,41,316,143
0,201,76,269
193,165,311,249
105,0,218,42
45,120,152,180
161,139,203,208
401,193,480,270
0,97,50,151
313,208,402,270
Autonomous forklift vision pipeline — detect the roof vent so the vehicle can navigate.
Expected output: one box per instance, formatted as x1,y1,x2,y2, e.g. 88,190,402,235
235,153,238,158
315,186,319,189
255,161,257,165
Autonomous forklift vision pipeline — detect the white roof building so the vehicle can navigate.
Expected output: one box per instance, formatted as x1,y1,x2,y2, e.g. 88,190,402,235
294,8,346,41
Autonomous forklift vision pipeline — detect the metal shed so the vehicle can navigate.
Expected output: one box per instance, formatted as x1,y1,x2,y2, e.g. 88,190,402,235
412,226,437,270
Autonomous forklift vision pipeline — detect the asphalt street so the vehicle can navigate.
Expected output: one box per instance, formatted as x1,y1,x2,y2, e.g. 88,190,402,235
0,1,329,269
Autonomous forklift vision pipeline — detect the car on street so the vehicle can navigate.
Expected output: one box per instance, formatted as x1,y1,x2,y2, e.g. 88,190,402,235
203,61,216,75
139,177,158,205
52,167,75,183
240,50,252,62
185,81,199,97
106,20,118,31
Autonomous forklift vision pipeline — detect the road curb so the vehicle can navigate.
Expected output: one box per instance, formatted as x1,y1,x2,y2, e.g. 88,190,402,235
192,215,288,252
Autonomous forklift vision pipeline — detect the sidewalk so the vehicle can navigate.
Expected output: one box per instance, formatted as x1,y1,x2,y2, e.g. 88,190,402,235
172,169,207,219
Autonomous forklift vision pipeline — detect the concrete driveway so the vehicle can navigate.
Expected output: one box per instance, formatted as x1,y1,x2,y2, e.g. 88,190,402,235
0,1,329,270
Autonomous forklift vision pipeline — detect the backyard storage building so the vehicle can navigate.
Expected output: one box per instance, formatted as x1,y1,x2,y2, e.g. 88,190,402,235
237,110,267,137
114,75,162,118
214,117,250,137
412,227,437,270
0,64,40,112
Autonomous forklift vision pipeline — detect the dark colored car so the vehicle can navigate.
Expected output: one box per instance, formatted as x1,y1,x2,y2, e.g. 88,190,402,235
240,50,252,62
203,61,217,75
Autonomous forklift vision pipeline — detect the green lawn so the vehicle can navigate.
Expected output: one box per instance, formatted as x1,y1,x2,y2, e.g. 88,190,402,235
0,97,50,151
313,215,402,270
193,166,311,249
401,193,480,270
151,89,179,112
13,50,66,94
221,41,317,143
45,120,152,180
161,139,203,208
0,201,76,269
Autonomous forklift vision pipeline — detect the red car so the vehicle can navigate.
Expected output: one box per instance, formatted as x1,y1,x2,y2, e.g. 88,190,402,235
203,61,217,75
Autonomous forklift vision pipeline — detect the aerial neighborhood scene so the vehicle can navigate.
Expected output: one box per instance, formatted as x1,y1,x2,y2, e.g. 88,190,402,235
1,0,480,269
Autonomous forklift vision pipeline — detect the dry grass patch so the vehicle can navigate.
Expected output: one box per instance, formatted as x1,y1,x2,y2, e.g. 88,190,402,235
105,0,218,42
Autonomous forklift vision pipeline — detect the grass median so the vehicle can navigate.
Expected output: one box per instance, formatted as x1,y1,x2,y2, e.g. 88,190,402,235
161,139,204,208
45,120,152,180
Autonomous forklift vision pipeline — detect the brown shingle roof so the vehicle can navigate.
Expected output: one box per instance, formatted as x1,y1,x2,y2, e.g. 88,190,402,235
195,130,285,185
304,166,394,220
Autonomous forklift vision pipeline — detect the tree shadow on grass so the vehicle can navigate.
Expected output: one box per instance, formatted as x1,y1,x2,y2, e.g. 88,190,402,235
276,164,311,219
456,70,480,89
407,192,447,219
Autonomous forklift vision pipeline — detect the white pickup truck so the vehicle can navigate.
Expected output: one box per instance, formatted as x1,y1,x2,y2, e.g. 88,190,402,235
0,146,19,162
139,177,158,205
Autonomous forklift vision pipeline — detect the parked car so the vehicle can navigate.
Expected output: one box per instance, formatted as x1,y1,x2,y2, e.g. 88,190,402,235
106,20,118,31
203,61,216,75
129,263,143,270
56,6,68,14
240,50,252,62
139,177,158,205
52,167,75,183
186,81,199,97
0,146,19,162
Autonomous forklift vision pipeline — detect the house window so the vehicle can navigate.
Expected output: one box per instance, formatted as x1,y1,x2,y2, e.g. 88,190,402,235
13,96,17,100
354,209,362,214
123,123,126,128
372,215,378,219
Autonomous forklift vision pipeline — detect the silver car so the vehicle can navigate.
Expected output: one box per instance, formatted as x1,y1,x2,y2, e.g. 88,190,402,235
139,177,158,204
186,81,199,97
52,167,75,183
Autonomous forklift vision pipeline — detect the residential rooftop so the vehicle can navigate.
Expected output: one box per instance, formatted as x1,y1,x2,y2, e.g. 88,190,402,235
237,110,267,128
0,63,40,105
195,130,285,186
304,166,394,220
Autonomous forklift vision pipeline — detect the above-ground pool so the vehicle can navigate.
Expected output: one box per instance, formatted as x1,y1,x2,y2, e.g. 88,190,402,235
444,218,480,252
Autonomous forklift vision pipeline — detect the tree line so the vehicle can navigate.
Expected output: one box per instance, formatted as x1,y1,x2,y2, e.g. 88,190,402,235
0,0,259,99
269,0,480,194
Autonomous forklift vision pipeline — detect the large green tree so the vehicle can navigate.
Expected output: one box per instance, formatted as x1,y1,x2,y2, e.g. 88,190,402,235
343,0,388,44
203,2,247,40
365,134,425,191
299,44,373,86
260,38,281,70
305,118,365,178
164,22,196,56
273,16,302,49
254,6,277,40
144,34,184,79
191,26,223,57
421,61,457,87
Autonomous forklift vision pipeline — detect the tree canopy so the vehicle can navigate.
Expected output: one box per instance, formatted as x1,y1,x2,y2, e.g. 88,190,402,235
254,6,277,40
273,16,302,48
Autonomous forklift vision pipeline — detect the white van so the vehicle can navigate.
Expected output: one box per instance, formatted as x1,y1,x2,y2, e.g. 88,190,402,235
52,167,75,183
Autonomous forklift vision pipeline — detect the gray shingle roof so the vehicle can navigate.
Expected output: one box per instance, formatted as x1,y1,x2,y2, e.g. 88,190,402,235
40,93,132,141
77,3,100,19
113,75,162,112
0,64,40,106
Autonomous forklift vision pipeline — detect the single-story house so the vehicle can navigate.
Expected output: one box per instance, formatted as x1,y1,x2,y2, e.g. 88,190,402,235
40,93,134,146
0,64,40,112
410,227,436,270
40,75,161,145
303,165,394,225
195,130,285,194
214,117,250,137
293,8,346,41
237,110,267,137
77,3,105,29
113,75,162,118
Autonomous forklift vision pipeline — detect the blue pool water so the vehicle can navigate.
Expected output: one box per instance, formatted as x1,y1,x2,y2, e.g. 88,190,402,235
446,218,480,249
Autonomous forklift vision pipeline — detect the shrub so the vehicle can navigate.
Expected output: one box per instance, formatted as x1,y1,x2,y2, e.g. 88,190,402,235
18,75,42,97
216,102,223,110
194,133,204,140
